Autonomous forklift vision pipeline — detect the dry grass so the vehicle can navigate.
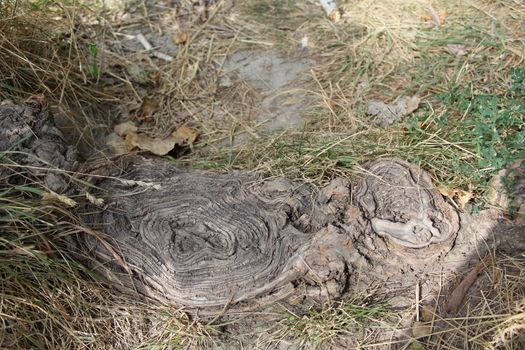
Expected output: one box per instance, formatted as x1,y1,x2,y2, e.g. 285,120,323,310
172,0,525,200
0,1,122,151
1,0,525,348
258,253,525,349
261,295,394,349
418,254,525,349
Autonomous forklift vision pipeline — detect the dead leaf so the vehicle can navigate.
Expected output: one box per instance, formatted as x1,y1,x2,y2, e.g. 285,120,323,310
412,321,432,339
124,133,135,151
328,9,341,22
125,127,198,156
118,98,143,121
171,126,198,148
438,186,473,209
114,121,138,136
106,133,129,155
455,190,473,209
140,97,160,121
42,191,77,207
126,133,174,156
420,304,435,322
367,96,421,125
444,254,491,314
172,31,188,44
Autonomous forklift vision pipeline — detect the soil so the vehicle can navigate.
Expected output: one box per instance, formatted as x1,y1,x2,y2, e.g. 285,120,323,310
222,50,314,132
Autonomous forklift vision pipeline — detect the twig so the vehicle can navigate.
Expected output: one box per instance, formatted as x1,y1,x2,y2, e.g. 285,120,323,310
136,33,174,62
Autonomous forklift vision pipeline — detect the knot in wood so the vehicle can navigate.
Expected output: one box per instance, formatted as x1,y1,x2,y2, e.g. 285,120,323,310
354,159,459,257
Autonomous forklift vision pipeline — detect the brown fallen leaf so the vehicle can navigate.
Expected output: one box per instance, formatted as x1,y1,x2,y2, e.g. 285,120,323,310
172,31,188,44
118,98,143,121
420,303,435,322
171,126,198,148
140,97,160,122
438,186,473,209
125,127,198,156
455,189,473,209
367,95,421,125
114,121,138,137
328,9,341,22
444,254,491,314
106,133,129,155
126,133,174,156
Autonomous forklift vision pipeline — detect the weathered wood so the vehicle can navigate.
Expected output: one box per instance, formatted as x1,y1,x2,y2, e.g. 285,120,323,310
0,98,77,193
76,157,460,311
78,157,356,309
355,159,459,256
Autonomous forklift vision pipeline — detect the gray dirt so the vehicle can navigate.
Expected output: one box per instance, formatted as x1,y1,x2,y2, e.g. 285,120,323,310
223,50,314,131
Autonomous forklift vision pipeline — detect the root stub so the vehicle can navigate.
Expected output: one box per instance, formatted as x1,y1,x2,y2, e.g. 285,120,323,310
355,159,460,257
79,156,460,312
80,158,319,309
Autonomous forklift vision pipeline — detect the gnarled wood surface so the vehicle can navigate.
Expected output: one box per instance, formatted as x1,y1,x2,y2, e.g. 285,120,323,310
0,99,77,193
355,159,460,256
78,157,460,311
80,160,320,307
